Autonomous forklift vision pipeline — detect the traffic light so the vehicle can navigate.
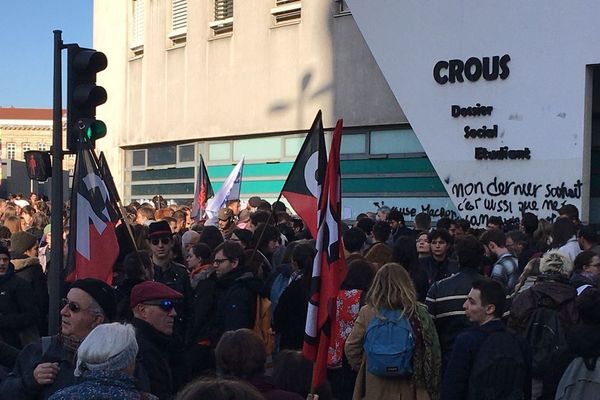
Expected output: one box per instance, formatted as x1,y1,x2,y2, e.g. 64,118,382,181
24,151,52,181
66,45,108,151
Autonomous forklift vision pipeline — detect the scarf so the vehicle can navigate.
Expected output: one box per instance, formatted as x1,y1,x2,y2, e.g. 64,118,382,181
59,333,84,356
409,304,442,400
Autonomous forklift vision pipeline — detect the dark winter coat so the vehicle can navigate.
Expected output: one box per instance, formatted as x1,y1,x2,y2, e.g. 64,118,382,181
441,319,532,400
0,335,77,400
133,318,175,400
12,255,49,334
420,256,460,285
186,269,218,346
0,264,39,349
248,374,304,400
273,279,308,350
211,267,263,344
47,369,158,400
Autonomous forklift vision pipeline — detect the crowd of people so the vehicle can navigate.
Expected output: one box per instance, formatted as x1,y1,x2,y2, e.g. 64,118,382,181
0,192,598,399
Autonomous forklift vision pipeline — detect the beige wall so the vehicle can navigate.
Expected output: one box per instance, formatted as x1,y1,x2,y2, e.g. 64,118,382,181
94,0,406,196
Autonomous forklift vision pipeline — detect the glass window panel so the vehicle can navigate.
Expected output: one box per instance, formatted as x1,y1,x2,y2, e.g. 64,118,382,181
209,143,231,161
132,150,146,166
341,133,366,154
284,137,304,157
178,144,195,162
147,145,176,166
370,129,424,154
233,137,281,160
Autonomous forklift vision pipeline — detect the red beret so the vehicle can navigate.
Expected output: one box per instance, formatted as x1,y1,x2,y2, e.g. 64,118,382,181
130,281,183,308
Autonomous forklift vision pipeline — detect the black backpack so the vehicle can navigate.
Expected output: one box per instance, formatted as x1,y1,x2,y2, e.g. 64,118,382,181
524,296,567,378
468,329,529,400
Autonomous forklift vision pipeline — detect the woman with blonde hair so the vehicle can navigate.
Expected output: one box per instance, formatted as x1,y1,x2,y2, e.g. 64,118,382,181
345,263,441,400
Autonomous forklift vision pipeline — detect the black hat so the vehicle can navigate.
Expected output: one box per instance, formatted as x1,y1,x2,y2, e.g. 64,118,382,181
70,278,117,322
148,220,173,238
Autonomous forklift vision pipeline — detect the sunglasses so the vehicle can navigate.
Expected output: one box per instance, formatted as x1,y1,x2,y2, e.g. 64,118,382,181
150,237,171,246
143,299,175,312
61,298,84,313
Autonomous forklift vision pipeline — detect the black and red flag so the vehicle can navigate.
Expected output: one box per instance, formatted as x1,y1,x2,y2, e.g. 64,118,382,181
281,110,327,238
66,142,120,284
302,119,348,391
191,154,214,222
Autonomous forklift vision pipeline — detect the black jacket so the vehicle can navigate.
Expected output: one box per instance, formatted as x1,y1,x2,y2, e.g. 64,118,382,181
420,256,460,285
153,260,192,345
211,267,263,344
0,335,77,400
426,268,483,370
273,279,308,350
0,265,39,349
133,318,175,400
12,255,49,335
186,270,218,346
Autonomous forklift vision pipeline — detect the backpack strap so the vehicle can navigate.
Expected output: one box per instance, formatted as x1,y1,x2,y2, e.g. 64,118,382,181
41,336,52,357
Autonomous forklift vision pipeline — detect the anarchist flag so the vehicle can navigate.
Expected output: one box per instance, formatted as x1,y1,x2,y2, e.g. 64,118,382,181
98,152,123,219
190,154,214,222
281,110,326,238
302,119,347,391
66,142,120,284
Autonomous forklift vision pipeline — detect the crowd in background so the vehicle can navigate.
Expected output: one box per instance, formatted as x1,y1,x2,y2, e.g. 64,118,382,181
0,192,598,399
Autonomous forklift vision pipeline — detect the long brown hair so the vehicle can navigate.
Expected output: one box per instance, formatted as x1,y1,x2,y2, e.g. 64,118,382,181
366,262,418,318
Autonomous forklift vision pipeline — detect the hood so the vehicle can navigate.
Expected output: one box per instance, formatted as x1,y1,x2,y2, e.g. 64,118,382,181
531,275,577,305
567,324,600,358
11,256,41,271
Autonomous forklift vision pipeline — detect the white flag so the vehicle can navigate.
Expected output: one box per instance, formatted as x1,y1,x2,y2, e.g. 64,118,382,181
205,156,245,218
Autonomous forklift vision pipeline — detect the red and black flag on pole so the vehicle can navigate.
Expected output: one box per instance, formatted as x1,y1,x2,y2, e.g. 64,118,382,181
281,110,326,238
66,142,120,284
191,154,214,222
98,152,123,219
303,119,347,391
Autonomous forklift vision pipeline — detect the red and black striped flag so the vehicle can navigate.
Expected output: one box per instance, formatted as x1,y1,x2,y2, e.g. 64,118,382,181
281,110,326,238
66,142,119,284
303,119,347,391
191,154,214,222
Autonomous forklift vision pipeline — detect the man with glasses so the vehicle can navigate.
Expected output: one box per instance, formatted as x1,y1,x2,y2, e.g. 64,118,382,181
211,241,263,343
130,280,184,400
0,278,116,399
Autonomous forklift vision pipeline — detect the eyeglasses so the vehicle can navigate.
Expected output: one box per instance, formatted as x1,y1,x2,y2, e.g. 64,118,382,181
142,299,175,312
150,237,171,246
213,258,232,265
61,298,85,313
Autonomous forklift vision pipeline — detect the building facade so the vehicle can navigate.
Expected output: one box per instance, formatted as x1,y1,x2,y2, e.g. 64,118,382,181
93,0,457,220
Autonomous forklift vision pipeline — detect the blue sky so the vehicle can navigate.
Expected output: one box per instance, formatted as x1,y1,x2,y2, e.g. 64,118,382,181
0,1,93,108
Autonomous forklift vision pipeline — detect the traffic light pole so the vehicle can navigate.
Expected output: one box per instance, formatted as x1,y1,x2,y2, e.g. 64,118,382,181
49,30,65,335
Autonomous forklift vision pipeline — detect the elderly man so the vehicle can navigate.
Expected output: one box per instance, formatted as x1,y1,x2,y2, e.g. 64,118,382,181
131,280,184,400
0,278,116,400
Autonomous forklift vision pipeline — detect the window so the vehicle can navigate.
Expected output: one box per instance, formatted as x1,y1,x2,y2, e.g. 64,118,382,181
169,0,187,44
233,137,281,161
132,150,146,167
370,129,425,154
131,0,145,55
271,0,301,24
178,144,195,163
147,145,176,166
38,143,47,151
7,143,16,160
22,143,31,160
208,143,231,161
210,0,234,34
341,134,367,154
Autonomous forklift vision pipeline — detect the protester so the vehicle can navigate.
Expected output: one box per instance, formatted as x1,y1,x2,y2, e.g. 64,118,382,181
345,263,441,400
131,280,184,399
364,221,393,270
513,257,541,295
343,227,367,265
420,229,459,285
415,231,431,259
217,208,236,240
426,235,485,371
47,323,157,400
176,377,265,400
551,218,581,261
215,328,303,400
571,250,600,294
388,209,413,243
0,278,116,399
391,236,429,302
480,228,520,293
441,279,531,400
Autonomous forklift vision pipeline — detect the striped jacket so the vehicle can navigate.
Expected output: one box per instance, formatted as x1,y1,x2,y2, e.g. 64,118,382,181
426,269,483,370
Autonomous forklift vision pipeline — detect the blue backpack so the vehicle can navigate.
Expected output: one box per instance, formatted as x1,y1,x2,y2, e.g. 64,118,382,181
363,308,415,377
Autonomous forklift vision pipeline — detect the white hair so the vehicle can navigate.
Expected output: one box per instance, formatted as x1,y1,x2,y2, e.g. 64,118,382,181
75,322,138,376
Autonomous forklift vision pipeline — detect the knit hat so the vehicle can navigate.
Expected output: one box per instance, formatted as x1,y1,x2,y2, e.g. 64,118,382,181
130,281,183,308
74,323,138,376
539,250,573,277
70,279,117,322
10,232,38,254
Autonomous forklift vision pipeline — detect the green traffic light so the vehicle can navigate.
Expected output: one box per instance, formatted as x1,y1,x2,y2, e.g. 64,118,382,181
85,120,107,141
